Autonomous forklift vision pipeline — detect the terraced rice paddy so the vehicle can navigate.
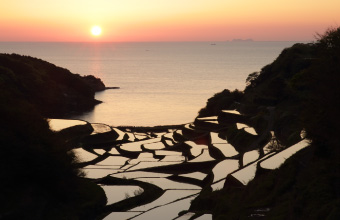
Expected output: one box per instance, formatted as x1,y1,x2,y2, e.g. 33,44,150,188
48,119,87,131
51,112,309,220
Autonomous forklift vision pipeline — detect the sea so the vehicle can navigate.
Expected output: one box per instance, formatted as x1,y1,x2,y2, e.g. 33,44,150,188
0,41,302,126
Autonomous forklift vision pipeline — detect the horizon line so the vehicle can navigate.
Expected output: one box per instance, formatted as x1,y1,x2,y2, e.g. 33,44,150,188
0,40,312,43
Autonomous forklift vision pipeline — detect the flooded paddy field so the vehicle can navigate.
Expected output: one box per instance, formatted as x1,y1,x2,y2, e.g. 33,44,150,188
49,112,309,220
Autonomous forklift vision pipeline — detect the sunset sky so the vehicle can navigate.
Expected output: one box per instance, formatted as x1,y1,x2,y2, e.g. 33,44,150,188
1,0,339,42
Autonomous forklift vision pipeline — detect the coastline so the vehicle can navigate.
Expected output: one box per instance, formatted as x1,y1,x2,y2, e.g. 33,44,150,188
105,86,120,90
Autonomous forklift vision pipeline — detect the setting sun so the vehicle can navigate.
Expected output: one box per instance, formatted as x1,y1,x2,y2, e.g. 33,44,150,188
91,26,102,36
1,1,340,41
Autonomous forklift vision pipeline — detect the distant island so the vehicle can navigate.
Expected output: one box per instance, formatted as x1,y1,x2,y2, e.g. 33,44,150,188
232,38,254,42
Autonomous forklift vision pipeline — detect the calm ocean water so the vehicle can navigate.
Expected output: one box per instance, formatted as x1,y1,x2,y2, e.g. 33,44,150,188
0,41,300,126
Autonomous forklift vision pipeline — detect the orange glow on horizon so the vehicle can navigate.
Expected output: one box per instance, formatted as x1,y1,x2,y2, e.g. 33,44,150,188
1,0,340,42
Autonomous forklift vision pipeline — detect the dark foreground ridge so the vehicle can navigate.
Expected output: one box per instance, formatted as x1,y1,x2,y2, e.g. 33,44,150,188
0,54,110,219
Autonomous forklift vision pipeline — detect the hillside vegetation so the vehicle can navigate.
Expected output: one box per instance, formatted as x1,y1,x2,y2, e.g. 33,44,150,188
193,27,340,219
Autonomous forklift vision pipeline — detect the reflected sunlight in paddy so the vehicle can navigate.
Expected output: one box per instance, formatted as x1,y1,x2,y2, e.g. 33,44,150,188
131,190,200,212
101,185,143,204
131,195,198,220
48,119,87,131
135,177,201,190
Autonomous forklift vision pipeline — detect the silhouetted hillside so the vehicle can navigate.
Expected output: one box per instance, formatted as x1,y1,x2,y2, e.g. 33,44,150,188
0,54,105,117
193,27,340,219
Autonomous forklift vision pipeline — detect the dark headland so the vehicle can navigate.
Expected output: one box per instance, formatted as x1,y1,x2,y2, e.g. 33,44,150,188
0,27,339,219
